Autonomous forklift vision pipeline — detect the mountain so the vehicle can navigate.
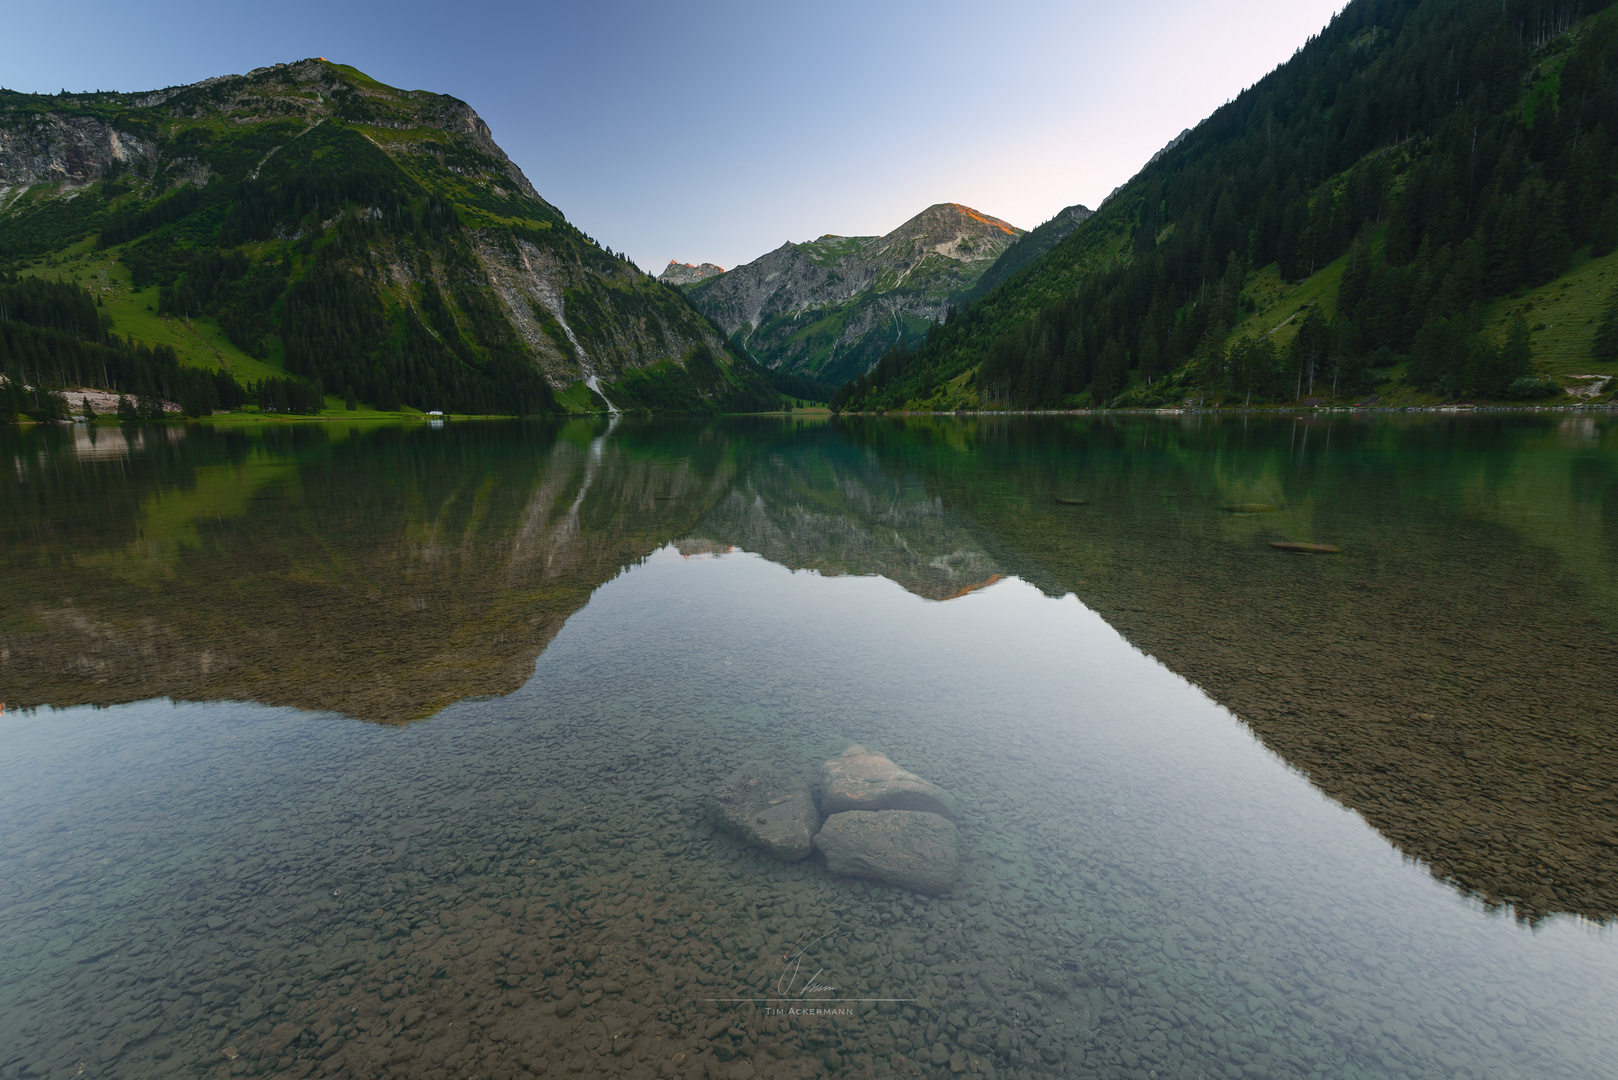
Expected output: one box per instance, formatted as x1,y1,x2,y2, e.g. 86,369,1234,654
679,202,1023,385
835,0,1618,413
966,202,1091,300
658,260,724,286
0,59,776,417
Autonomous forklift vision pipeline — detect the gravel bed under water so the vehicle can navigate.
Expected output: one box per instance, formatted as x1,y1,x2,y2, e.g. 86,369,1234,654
2,548,1614,1080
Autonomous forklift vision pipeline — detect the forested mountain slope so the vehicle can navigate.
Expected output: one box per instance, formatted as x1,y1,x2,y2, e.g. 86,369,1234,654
679,202,1022,386
835,0,1618,412
0,59,774,418
965,202,1092,301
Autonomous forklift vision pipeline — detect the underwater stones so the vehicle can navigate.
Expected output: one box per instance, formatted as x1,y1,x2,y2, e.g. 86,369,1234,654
820,745,958,819
815,810,960,895
707,761,820,861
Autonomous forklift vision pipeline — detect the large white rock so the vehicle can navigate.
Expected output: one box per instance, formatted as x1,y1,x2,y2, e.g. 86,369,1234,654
819,744,957,818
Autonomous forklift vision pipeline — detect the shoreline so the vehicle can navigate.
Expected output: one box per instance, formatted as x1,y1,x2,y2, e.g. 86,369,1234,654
10,401,1618,428
836,402,1618,417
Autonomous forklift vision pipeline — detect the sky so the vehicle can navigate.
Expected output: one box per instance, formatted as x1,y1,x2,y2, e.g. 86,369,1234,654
6,0,1346,274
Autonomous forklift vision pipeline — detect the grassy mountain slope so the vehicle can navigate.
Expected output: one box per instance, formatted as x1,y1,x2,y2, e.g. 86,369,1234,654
0,59,776,418
681,202,1023,386
836,0,1618,412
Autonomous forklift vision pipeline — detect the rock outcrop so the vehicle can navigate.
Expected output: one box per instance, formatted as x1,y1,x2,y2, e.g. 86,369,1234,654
814,810,960,895
819,744,958,818
658,261,724,286
0,114,159,189
707,761,820,861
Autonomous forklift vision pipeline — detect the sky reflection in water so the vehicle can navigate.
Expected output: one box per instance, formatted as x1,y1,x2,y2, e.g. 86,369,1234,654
1,415,1615,1080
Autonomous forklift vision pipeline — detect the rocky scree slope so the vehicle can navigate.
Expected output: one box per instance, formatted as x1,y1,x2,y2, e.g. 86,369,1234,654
0,59,769,413
679,202,1022,385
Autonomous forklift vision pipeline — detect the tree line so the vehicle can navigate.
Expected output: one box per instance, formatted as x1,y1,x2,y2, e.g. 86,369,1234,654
0,275,335,421
836,0,1618,411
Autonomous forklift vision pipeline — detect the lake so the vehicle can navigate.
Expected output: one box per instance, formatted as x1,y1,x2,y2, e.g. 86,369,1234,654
2,413,1615,1080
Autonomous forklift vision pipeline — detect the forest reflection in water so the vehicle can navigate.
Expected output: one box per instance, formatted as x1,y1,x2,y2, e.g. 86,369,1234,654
3,413,1616,925
2,414,1618,1080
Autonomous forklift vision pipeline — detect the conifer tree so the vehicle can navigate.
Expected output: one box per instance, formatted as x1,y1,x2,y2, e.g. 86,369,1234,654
1592,196,1618,259
1594,289,1618,361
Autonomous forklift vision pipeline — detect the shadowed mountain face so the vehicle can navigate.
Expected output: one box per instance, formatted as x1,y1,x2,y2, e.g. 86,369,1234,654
965,202,1092,301
3,415,1615,924
0,60,765,411
681,203,1022,385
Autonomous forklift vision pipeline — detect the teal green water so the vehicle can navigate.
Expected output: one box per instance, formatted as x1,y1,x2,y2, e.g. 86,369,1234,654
1,415,1616,1080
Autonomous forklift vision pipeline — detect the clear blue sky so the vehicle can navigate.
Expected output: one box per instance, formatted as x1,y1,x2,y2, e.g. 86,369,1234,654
6,0,1344,273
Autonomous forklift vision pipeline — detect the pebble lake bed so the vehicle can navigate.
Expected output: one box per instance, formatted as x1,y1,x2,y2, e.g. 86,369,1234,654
2,415,1616,1080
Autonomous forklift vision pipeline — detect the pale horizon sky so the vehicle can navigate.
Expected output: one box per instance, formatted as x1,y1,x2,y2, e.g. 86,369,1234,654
5,0,1346,273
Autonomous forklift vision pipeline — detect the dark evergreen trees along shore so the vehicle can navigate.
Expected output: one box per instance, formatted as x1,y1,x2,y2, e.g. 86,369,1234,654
834,0,1618,412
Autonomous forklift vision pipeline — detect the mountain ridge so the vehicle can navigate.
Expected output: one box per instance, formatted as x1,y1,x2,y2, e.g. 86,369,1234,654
677,201,1022,385
0,59,777,417
834,0,1618,413
966,201,1092,300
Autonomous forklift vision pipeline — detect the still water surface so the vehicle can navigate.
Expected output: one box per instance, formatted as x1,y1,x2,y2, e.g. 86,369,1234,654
2,415,1615,1080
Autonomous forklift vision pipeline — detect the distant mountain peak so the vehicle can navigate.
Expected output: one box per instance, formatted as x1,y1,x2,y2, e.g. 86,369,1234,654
879,203,1024,265
659,260,724,286
935,202,1021,236
677,201,1024,384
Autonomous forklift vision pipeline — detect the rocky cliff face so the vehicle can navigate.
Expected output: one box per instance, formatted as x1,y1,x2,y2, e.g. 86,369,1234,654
658,260,724,286
680,203,1022,385
0,60,762,410
0,114,158,191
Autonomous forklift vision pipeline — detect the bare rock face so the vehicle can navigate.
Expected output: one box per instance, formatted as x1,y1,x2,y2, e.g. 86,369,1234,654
0,114,158,188
658,261,724,286
814,810,960,894
707,761,820,861
819,744,957,818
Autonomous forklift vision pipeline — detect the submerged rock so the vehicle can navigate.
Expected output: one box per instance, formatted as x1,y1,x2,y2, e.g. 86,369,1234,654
815,810,960,894
707,761,820,861
820,744,958,818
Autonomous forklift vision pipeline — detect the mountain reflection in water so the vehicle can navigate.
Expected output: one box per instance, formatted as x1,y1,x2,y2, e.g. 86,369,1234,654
2,414,1616,928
